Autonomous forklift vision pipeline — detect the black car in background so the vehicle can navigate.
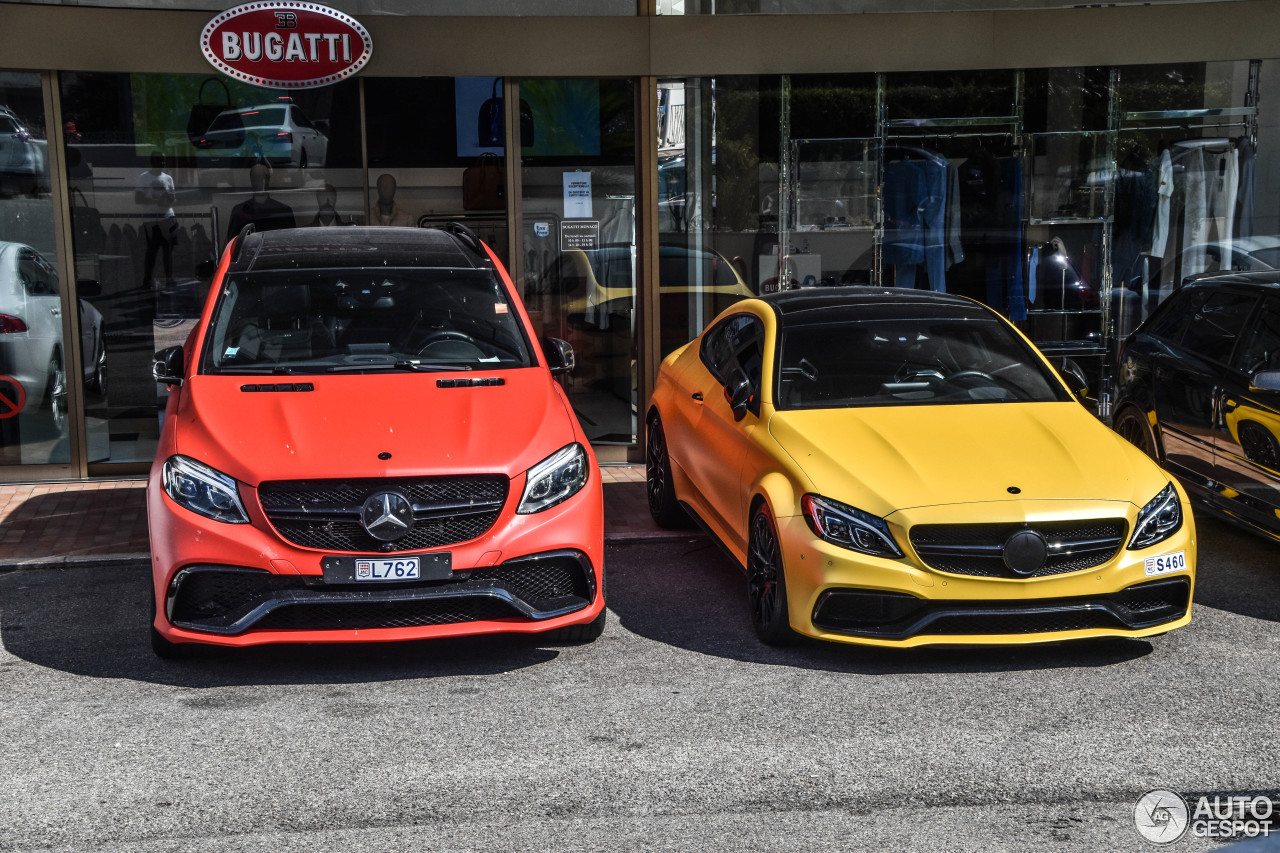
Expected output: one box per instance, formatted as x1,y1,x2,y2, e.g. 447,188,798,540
1113,271,1280,542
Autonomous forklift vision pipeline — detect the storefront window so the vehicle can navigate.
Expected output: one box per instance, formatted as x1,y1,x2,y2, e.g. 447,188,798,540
0,72,74,471
1113,62,1264,339
655,76,780,358
519,78,637,454
364,77,510,266
58,71,362,466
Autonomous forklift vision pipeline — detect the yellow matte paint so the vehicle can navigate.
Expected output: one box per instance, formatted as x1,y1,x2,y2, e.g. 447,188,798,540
649,296,1199,648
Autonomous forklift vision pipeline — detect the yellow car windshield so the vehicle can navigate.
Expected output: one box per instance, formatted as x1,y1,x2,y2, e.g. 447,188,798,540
776,313,1071,409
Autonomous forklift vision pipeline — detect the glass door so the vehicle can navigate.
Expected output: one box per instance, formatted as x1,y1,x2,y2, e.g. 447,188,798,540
517,79,638,457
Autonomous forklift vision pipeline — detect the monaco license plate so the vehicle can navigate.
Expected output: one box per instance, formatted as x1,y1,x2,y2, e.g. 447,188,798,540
356,558,420,581
1143,550,1187,577
321,553,452,583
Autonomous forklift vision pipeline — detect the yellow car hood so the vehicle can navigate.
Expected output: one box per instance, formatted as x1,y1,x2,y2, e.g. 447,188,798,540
769,402,1168,517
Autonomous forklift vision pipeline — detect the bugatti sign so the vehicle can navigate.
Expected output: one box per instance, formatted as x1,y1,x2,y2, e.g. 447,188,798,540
200,1,372,89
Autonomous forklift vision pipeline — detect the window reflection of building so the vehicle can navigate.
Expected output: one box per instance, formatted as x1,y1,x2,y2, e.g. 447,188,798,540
2,57,1276,478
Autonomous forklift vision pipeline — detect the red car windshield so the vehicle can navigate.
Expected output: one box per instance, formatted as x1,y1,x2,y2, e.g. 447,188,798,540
201,267,534,374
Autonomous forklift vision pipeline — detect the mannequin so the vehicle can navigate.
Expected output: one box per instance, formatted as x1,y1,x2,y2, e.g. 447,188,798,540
370,173,414,226
307,183,352,227
225,163,296,242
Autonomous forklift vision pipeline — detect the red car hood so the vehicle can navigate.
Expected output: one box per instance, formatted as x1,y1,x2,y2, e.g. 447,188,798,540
172,369,575,486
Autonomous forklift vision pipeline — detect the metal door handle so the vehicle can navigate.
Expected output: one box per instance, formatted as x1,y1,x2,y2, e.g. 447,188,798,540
691,391,703,402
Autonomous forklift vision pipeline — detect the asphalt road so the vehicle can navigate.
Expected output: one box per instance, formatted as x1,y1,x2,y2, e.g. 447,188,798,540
1,514,1279,852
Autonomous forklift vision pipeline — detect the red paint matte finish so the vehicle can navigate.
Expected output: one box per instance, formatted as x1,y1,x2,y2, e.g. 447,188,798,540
148,229,604,650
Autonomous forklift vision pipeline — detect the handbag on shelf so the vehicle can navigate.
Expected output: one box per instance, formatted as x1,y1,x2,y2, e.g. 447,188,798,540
463,152,505,211
69,187,104,255
476,78,535,148
187,78,241,148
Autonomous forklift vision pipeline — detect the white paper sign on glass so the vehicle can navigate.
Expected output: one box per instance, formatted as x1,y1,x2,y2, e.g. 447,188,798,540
563,171,593,218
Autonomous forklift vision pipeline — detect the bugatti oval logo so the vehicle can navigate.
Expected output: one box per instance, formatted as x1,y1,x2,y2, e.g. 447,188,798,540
200,2,373,89
361,491,413,542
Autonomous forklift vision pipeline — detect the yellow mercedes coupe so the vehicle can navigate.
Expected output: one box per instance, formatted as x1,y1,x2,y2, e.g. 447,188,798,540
645,287,1195,647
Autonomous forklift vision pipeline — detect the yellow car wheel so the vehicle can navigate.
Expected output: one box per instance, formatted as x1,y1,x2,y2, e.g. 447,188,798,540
646,416,688,529
747,503,796,646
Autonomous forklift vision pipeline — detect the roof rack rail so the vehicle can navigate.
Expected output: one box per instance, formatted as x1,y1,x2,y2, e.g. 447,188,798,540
438,221,484,257
230,223,257,265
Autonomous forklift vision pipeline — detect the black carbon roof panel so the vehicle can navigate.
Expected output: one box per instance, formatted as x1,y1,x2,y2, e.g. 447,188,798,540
233,227,476,273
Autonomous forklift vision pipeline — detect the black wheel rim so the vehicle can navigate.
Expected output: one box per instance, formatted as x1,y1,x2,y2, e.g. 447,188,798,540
747,511,781,630
646,420,666,514
49,360,67,432
1117,412,1150,455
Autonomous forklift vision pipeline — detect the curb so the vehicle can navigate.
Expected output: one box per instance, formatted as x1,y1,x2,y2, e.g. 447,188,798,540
0,553,151,573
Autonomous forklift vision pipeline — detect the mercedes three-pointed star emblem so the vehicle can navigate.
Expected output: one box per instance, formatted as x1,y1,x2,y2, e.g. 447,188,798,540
360,491,414,542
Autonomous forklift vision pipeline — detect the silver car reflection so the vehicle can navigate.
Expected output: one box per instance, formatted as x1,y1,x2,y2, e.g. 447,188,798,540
0,242,106,429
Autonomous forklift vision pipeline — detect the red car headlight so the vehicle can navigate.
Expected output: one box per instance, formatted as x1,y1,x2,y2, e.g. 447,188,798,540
518,443,588,514
162,455,251,524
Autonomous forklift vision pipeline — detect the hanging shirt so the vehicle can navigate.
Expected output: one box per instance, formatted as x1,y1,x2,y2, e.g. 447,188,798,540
945,161,964,269
1206,147,1239,267
1237,138,1256,240
1150,149,1173,258
1180,147,1208,279
883,159,927,268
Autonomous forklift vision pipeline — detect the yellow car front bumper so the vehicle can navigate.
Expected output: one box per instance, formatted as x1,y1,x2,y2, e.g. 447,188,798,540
776,504,1196,648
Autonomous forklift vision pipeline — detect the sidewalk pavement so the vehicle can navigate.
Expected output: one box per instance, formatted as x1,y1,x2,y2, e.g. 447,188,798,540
0,466,696,569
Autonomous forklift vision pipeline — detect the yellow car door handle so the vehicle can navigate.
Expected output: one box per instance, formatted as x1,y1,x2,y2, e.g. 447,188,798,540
691,391,704,402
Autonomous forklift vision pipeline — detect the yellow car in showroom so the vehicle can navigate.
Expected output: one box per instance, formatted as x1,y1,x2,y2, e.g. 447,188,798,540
645,287,1195,647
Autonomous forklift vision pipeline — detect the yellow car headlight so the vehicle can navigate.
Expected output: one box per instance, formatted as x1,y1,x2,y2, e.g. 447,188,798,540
1127,483,1183,550
802,494,902,559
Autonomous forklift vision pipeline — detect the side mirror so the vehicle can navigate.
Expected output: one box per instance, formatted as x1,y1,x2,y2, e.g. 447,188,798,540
723,370,752,421
1251,370,1280,392
153,346,184,387
1054,358,1090,401
543,337,575,375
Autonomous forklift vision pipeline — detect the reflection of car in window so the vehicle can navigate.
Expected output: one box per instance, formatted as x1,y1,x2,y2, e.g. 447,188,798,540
647,286,1197,648
196,101,328,172
0,242,105,432
147,225,605,658
530,242,753,355
1114,270,1280,544
0,106,48,198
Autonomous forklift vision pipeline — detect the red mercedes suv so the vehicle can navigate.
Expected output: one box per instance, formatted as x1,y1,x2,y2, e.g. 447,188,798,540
147,225,605,657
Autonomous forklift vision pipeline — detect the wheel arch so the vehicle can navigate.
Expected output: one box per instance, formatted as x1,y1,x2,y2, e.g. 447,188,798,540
1113,400,1164,462
749,469,803,524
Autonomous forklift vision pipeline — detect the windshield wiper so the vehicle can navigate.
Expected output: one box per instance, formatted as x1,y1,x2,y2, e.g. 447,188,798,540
321,361,473,373
215,365,304,375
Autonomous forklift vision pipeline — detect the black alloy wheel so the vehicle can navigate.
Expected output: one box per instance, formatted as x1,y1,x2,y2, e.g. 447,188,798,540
1114,406,1160,462
43,355,67,433
747,503,796,646
646,416,687,528
90,341,108,397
